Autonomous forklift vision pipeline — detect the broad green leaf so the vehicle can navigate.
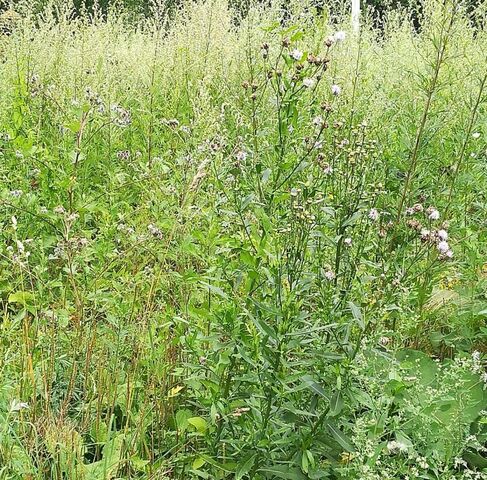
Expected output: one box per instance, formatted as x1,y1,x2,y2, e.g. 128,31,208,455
8,291,34,305
188,416,208,433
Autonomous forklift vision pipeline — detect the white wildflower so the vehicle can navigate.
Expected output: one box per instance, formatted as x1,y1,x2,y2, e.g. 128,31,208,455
437,241,450,254
472,132,480,139
427,207,440,220
333,31,347,42
53,205,65,215
313,116,323,126
324,270,335,281
303,78,315,88
323,163,333,175
16,240,25,254
420,228,430,241
331,84,341,96
290,49,303,61
386,440,408,454
148,224,163,239
368,208,379,221
437,229,448,241
236,150,247,162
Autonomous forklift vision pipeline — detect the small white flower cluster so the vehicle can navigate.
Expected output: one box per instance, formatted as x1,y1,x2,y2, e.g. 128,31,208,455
48,237,88,261
368,208,380,221
326,31,347,46
313,115,323,127
290,49,303,61
236,150,247,163
331,84,341,96
406,204,453,259
147,223,163,239
386,440,408,454
53,205,66,215
324,269,335,281
111,104,132,127
9,189,23,198
117,150,131,160
28,168,41,178
405,203,423,215
7,239,32,264
28,73,42,97
85,87,106,114
117,223,135,235
426,206,440,221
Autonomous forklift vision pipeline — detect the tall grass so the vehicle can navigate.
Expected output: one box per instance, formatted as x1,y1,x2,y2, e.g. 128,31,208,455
0,0,486,478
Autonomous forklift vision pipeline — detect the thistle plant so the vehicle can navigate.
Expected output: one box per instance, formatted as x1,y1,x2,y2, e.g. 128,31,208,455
0,0,485,479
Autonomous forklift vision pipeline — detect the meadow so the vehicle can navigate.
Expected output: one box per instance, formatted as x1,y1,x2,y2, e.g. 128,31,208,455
0,0,486,478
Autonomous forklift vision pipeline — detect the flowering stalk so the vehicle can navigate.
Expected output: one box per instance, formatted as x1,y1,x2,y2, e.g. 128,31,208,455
394,1,456,225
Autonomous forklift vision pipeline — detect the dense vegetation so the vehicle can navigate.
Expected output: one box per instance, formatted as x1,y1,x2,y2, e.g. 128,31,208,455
0,0,486,479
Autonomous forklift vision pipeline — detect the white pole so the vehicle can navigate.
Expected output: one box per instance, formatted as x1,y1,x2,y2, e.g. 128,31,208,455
352,0,360,34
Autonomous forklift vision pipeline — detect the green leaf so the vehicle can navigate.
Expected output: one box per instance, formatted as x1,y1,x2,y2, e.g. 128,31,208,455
248,313,278,341
193,456,206,470
8,291,34,305
328,424,354,452
329,391,344,416
301,375,329,400
464,450,487,469
235,453,256,480
260,465,306,479
347,301,364,330
188,416,208,433
201,282,228,299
